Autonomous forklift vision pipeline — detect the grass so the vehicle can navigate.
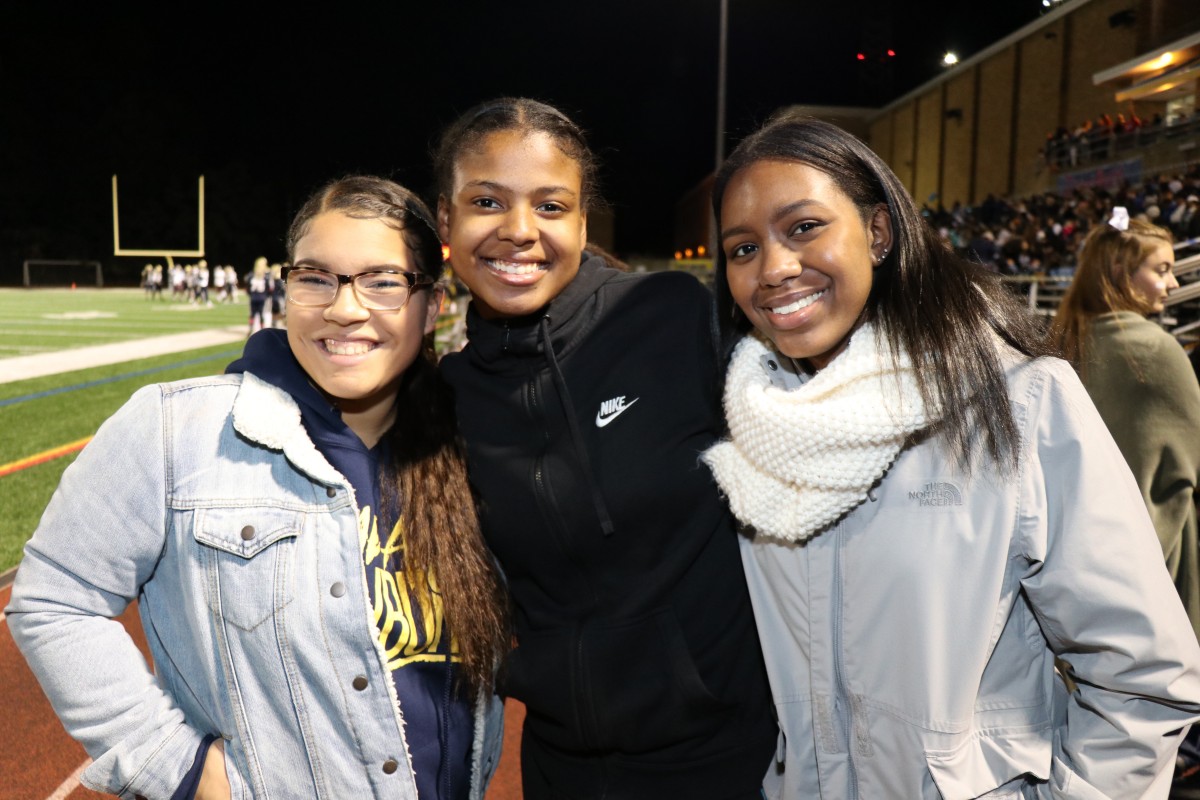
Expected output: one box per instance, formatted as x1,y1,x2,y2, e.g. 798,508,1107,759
0,287,246,358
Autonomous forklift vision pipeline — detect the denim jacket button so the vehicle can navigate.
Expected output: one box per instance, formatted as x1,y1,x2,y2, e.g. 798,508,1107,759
382,759,399,774
326,486,337,498
330,582,346,598
240,525,255,541
352,675,368,691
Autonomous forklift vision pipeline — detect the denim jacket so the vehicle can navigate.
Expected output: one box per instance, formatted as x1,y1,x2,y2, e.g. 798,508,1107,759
7,373,503,799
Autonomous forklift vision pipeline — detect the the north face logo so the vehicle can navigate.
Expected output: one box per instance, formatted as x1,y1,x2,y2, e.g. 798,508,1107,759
908,481,963,507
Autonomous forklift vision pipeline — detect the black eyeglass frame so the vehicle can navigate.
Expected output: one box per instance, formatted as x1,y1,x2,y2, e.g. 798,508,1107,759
281,265,435,310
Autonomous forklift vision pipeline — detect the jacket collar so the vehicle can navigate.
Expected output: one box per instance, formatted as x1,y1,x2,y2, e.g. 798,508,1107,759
231,372,346,488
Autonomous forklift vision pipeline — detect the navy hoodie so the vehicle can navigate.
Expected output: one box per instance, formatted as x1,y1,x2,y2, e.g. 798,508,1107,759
223,329,472,800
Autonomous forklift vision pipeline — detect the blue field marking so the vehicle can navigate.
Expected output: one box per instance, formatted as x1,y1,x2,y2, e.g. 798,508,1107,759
0,349,241,408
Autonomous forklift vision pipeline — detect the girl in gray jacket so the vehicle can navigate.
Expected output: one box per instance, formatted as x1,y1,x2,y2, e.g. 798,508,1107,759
704,114,1200,798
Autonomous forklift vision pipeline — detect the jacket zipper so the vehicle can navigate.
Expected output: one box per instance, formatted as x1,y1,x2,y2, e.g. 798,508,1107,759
528,376,601,750
832,522,860,798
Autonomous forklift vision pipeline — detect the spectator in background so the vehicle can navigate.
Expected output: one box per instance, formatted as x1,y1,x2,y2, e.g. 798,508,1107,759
1051,210,1200,639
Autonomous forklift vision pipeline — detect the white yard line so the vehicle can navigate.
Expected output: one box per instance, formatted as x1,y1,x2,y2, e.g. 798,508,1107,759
44,759,90,800
0,326,247,384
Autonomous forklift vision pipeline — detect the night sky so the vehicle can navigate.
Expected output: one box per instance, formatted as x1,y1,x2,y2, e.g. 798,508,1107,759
1,2,1045,283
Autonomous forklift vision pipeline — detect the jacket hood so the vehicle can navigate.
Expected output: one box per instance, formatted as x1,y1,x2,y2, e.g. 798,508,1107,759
462,253,622,365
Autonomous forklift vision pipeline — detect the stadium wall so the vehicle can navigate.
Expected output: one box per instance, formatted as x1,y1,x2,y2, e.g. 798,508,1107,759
867,0,1182,208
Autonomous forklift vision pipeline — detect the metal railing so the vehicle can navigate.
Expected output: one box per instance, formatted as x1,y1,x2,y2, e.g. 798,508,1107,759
1041,116,1200,173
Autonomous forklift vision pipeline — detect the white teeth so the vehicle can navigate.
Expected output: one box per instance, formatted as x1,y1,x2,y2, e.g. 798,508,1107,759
486,258,544,275
324,339,373,356
770,290,826,315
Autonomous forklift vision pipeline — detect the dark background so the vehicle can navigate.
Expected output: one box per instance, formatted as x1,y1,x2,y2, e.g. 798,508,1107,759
0,2,1045,283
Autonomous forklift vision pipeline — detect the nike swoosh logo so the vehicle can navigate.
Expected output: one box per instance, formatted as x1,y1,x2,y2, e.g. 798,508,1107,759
595,398,639,428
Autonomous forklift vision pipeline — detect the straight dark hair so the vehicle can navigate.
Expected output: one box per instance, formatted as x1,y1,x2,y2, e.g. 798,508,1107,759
288,176,510,694
713,114,1052,473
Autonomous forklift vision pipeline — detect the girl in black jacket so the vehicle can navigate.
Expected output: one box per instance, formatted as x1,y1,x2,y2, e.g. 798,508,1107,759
434,98,778,799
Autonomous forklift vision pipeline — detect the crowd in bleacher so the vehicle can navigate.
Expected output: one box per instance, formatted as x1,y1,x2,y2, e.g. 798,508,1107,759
923,163,1200,276
1041,110,1200,173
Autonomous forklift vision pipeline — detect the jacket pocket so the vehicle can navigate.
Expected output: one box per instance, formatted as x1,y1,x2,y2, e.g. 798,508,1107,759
586,609,731,751
505,610,732,753
924,727,1051,800
194,507,302,632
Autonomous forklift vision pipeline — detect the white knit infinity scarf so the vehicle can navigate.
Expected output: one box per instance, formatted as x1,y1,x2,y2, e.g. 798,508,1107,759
704,324,937,543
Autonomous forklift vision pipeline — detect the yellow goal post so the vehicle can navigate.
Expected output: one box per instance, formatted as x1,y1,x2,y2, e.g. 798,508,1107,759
111,175,206,271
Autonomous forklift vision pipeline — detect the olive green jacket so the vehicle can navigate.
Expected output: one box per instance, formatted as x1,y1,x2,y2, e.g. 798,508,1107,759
1084,311,1200,638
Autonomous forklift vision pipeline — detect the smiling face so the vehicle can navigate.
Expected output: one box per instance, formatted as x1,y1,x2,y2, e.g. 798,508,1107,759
286,211,439,445
438,129,588,319
721,159,891,371
1128,238,1177,314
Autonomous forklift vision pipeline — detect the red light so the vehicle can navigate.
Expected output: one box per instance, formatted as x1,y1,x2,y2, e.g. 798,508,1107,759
856,53,865,61
887,49,895,57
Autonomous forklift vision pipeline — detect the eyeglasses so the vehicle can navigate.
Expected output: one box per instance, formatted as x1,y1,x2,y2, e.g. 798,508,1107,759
281,266,434,311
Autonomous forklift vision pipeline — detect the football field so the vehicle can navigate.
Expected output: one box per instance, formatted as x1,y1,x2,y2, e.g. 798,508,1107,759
0,287,245,358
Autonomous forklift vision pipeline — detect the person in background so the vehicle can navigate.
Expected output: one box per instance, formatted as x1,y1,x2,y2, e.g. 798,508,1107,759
435,97,779,799
1051,212,1200,639
211,259,226,302
247,257,269,334
704,113,1200,798
224,264,238,303
271,262,287,327
7,175,509,799
197,259,211,306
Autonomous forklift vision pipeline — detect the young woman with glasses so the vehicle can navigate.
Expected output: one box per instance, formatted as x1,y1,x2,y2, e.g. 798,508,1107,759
8,176,510,800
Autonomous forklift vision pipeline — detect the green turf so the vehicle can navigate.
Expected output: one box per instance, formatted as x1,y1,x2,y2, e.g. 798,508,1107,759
0,343,243,460
0,287,246,357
